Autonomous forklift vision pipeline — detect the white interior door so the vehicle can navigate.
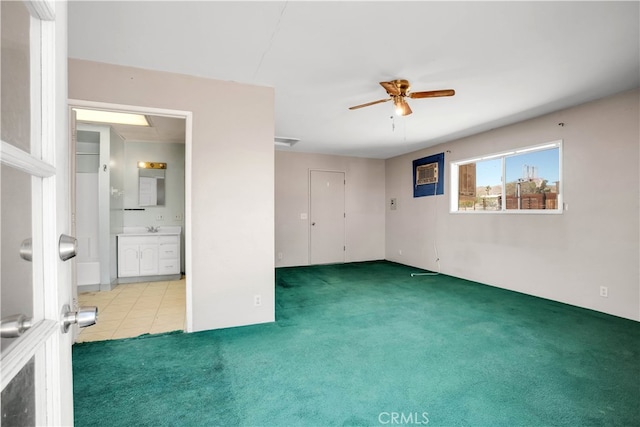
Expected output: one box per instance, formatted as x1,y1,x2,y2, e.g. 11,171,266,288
1,1,74,425
309,170,345,265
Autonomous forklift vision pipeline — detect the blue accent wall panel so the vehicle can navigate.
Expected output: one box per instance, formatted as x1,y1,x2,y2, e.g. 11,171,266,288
413,153,444,197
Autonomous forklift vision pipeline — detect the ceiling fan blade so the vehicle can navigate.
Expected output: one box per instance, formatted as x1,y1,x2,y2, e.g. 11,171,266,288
380,81,401,96
348,98,391,110
409,89,455,99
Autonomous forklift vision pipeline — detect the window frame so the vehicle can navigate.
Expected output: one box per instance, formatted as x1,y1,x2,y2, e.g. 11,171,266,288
450,140,563,214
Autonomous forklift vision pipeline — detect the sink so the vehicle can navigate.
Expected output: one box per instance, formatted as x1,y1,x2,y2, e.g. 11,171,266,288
120,226,181,236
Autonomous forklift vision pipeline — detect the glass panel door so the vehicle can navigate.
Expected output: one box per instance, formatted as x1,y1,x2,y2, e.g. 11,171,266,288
1,0,65,424
0,164,35,352
1,357,35,425
1,0,33,153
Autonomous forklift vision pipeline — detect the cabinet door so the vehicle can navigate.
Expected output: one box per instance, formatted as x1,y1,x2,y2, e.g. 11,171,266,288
118,244,140,277
139,244,158,276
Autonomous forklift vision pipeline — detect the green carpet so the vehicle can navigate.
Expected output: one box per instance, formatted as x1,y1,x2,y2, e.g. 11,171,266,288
73,261,640,426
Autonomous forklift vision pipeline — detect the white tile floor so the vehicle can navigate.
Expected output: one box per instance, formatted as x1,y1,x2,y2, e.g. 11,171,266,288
76,277,185,343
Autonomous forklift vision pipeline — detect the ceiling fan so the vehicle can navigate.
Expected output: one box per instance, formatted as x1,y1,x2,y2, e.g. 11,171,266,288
349,79,455,116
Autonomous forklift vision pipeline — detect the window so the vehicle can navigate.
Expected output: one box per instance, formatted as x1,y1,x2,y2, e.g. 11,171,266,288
451,141,562,213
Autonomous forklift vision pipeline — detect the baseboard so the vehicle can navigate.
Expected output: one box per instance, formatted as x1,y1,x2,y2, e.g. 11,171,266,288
117,274,181,285
78,284,101,292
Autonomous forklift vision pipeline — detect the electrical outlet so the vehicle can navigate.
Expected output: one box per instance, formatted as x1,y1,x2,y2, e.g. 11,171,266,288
156,214,164,221
398,249,402,255
600,286,608,298
278,252,283,260
254,295,262,306
174,213,182,221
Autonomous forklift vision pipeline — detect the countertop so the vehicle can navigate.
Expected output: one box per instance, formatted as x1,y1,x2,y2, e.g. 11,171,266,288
117,226,181,237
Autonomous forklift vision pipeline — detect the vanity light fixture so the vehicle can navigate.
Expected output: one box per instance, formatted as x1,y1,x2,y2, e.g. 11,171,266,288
137,161,166,169
73,108,150,126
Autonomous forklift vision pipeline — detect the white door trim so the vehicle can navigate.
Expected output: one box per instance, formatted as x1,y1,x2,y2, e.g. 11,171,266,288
67,99,194,332
0,141,56,177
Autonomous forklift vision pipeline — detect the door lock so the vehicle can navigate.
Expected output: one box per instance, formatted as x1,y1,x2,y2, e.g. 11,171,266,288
61,304,98,333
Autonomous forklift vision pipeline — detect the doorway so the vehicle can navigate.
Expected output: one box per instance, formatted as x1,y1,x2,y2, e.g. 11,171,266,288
309,170,345,265
68,100,193,336
74,123,117,291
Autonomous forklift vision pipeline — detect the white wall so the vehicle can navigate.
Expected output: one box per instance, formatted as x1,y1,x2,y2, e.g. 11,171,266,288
123,142,185,228
275,151,385,267
69,59,275,331
385,89,639,321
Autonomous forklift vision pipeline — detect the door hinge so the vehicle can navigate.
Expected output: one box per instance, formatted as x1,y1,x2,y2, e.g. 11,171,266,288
343,213,346,218
343,246,346,251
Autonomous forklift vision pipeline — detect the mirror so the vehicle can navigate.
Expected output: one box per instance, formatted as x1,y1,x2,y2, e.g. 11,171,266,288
138,162,166,206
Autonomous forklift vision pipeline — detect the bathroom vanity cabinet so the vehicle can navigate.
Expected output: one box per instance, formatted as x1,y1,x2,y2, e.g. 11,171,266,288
117,227,181,280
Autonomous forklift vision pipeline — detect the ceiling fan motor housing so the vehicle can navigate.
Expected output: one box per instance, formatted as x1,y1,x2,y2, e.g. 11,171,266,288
391,79,411,96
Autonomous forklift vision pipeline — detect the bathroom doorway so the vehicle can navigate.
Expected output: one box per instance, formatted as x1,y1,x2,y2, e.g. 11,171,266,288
68,100,193,340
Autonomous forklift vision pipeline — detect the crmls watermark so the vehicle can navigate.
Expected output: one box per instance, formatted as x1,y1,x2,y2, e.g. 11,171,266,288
378,411,429,425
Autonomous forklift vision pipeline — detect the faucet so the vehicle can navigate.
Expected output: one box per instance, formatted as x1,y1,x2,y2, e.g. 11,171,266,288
146,226,159,233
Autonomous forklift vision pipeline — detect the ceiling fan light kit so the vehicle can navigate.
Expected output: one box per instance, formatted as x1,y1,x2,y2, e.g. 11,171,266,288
393,97,412,116
349,79,455,116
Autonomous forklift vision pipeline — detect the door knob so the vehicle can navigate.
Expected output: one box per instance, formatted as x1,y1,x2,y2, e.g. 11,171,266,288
1,314,33,338
59,234,78,261
61,304,98,333
20,238,33,261
312,222,316,226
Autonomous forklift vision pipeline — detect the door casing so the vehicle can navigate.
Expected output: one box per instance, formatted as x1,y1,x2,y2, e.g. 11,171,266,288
68,99,194,332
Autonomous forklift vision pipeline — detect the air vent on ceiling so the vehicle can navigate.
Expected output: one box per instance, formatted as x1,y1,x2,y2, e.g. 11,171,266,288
274,136,300,147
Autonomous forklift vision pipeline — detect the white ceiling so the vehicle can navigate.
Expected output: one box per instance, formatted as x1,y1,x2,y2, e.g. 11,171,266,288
68,1,639,159
105,115,187,145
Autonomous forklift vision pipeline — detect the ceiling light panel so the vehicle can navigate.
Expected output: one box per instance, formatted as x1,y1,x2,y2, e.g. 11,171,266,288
73,108,150,126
